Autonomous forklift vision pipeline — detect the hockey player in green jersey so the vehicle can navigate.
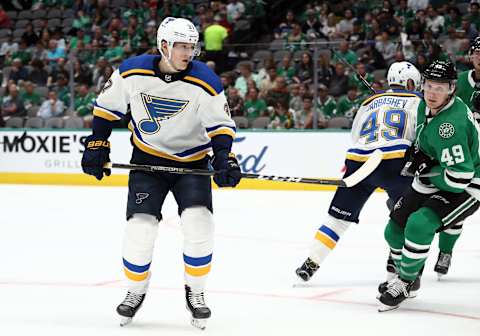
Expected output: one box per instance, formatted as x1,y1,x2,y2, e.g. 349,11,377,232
456,37,480,112
377,60,480,312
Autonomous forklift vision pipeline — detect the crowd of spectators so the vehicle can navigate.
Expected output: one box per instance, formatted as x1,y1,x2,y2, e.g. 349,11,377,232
0,0,478,130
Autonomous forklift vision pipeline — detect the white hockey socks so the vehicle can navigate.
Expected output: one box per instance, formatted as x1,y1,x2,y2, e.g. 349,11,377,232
122,214,159,294
309,215,351,265
181,206,214,293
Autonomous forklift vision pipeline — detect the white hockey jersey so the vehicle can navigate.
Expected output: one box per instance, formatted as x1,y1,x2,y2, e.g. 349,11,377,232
93,54,236,162
347,89,422,161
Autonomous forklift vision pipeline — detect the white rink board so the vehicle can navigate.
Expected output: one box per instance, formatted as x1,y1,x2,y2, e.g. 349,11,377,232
0,130,351,177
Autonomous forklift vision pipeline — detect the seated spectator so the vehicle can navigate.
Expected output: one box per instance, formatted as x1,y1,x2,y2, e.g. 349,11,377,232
173,0,196,20
348,20,366,50
467,2,480,30
20,81,41,111
454,40,472,72
29,59,49,86
69,29,92,50
234,62,260,97
226,0,245,23
46,39,66,69
336,9,355,38
37,90,65,119
244,87,267,121
444,6,462,32
336,86,361,121
425,6,445,37
286,23,306,52
276,54,296,84
274,10,296,39
443,27,462,60
226,87,244,117
50,74,70,107
220,71,235,92
459,18,478,42
22,23,40,47
1,83,25,118
10,39,31,66
375,31,396,67
95,65,113,93
316,84,336,120
288,83,303,117
268,102,294,129
31,41,49,63
299,96,326,129
332,40,358,66
9,58,29,84
394,0,414,25
316,54,333,86
72,10,92,30
258,66,277,98
348,62,374,97
0,4,12,29
302,9,324,40
0,33,18,67
75,84,96,127
265,76,289,107
321,13,339,39
359,43,387,71
293,51,313,84
73,59,93,86
103,38,124,64
328,62,349,98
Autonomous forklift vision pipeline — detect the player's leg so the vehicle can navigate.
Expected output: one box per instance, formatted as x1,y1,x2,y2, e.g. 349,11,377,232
117,170,170,326
435,222,463,278
296,160,376,282
172,171,213,330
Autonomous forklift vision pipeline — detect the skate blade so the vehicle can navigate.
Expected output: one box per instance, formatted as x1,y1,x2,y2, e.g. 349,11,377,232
436,273,445,281
377,303,400,312
191,318,207,330
119,316,132,327
408,290,418,298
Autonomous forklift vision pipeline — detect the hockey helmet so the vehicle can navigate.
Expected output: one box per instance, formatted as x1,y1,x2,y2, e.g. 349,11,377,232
387,61,421,90
157,17,200,61
422,60,457,94
469,36,480,55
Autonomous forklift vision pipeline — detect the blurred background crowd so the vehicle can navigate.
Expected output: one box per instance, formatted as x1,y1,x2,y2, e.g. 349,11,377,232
0,0,478,129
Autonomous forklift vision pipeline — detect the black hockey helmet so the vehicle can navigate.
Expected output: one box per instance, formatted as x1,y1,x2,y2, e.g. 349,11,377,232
470,36,480,55
422,60,457,83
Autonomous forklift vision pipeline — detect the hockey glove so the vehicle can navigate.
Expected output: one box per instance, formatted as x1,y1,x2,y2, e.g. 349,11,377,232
403,144,437,176
81,135,111,181
212,152,242,187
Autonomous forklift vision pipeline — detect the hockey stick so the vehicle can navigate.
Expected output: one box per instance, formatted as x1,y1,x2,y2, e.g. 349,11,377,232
329,47,376,94
104,150,383,187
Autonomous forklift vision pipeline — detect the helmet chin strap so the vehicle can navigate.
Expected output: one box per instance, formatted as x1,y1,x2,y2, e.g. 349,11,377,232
159,45,181,73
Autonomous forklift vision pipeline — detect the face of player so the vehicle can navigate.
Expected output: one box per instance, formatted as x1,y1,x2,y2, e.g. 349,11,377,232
471,50,480,70
423,80,451,115
169,42,196,71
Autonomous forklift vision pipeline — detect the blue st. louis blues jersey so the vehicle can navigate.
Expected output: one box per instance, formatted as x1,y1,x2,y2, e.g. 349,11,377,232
93,54,236,162
347,89,423,162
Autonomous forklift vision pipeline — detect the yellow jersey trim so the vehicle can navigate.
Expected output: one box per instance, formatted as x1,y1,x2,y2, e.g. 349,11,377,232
183,75,218,96
207,128,236,138
93,108,121,121
362,92,419,106
346,151,406,162
120,69,155,77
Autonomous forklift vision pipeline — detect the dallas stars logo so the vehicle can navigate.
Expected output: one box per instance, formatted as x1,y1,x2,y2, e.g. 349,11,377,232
439,122,455,139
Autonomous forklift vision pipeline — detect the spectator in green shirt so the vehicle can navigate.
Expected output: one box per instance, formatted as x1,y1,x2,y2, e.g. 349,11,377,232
72,10,91,30
75,84,96,127
277,54,296,84
103,37,124,64
244,87,267,121
467,2,480,30
348,62,374,96
316,84,337,120
332,40,358,66
69,29,91,50
20,81,41,111
173,0,196,20
336,86,361,120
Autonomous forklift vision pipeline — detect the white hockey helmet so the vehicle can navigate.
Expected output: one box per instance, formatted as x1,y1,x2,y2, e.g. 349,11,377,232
387,61,421,90
157,17,200,62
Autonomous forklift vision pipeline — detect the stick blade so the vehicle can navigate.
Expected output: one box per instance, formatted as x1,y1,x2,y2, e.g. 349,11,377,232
342,149,383,187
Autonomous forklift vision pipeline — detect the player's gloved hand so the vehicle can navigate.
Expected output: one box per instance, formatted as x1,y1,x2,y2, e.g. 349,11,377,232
403,144,436,176
211,152,242,187
81,135,111,181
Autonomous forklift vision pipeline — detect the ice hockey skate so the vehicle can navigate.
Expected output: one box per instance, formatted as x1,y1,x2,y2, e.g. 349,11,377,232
295,257,319,282
116,291,146,327
385,253,397,281
377,278,414,312
185,285,211,330
434,252,452,279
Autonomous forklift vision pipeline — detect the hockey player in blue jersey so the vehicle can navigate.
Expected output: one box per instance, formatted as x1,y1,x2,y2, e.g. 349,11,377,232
295,62,423,284
81,17,241,329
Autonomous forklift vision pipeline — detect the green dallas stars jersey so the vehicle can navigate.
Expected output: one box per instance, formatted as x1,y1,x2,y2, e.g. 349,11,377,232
413,96,480,199
456,70,477,110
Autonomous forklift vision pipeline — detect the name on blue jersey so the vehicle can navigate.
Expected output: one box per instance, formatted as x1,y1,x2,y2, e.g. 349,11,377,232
366,97,408,112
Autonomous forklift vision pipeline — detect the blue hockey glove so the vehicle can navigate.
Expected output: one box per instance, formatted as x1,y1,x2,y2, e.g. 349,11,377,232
212,152,242,187
81,135,111,181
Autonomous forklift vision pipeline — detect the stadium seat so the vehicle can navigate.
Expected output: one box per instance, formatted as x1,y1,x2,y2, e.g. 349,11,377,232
111,0,128,7
32,10,47,20
252,50,272,63
15,19,30,29
13,28,25,39
63,116,84,128
62,18,74,27
0,29,11,38
45,117,64,128
47,18,62,28
233,116,249,129
62,9,75,18
32,19,44,28
251,116,270,129
273,50,291,63
17,11,33,20
6,11,17,20
47,9,62,19
24,117,44,128
236,60,255,72
5,117,24,128
373,69,387,82
33,86,48,98
327,117,351,129
293,49,310,62
26,105,39,117
269,39,285,51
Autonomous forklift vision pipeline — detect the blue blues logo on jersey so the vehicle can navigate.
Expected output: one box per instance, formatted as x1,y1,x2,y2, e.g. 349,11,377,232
139,93,189,134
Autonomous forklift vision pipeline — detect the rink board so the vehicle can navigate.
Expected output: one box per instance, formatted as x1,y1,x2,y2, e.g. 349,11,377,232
0,129,352,190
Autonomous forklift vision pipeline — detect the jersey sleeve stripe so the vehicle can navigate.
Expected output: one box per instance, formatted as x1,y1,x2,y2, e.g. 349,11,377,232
445,169,475,179
183,75,219,96
93,106,122,121
120,68,156,78
346,151,406,161
174,142,212,158
207,128,236,138
445,170,472,189
347,143,410,155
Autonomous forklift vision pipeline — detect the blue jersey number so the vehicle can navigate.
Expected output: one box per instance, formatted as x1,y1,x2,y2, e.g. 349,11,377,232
360,109,406,143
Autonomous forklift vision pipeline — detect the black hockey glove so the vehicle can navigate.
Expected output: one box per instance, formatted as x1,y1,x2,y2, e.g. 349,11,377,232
81,134,111,181
211,152,242,187
403,144,436,176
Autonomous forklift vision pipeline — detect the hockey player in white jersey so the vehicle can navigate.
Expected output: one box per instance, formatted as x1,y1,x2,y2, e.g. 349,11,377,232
295,62,423,283
81,17,241,329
